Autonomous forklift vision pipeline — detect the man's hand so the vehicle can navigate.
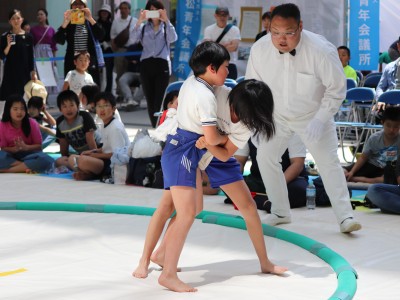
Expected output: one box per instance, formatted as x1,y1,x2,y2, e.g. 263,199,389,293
305,118,325,143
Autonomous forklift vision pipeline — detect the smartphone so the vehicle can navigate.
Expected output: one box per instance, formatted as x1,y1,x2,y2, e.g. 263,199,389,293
146,10,160,19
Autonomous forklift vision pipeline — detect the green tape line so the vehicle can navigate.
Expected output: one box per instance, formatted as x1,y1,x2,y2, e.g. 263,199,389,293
0,202,17,210
0,202,357,299
309,242,327,255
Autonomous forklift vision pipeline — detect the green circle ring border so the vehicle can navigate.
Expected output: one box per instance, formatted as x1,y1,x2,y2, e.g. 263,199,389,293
0,202,357,300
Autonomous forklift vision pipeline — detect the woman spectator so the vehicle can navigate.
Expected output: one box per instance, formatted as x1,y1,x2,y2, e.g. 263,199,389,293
30,8,59,93
53,0,105,88
97,4,113,93
131,0,178,127
0,95,54,173
0,9,35,101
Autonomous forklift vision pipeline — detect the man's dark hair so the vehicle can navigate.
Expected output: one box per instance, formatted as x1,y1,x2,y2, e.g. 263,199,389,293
270,3,301,23
57,90,80,109
228,79,275,139
189,41,230,77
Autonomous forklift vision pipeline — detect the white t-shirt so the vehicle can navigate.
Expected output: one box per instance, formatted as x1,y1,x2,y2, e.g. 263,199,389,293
246,30,346,123
203,23,241,61
100,118,130,154
214,85,250,149
64,70,94,96
110,16,137,47
177,75,217,134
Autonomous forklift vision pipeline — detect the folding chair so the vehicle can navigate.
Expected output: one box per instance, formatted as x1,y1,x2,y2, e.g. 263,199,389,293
362,73,382,89
154,80,184,126
224,80,237,88
355,70,363,84
236,76,245,83
378,90,400,105
346,78,357,90
336,87,377,162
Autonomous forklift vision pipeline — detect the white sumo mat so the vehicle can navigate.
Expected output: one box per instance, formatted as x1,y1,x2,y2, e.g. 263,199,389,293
1,174,399,300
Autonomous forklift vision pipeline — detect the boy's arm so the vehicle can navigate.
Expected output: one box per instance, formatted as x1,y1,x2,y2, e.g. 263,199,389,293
59,138,69,156
202,126,229,146
39,124,56,136
85,131,98,150
42,108,56,127
62,81,69,91
197,136,238,162
284,157,306,183
346,153,369,181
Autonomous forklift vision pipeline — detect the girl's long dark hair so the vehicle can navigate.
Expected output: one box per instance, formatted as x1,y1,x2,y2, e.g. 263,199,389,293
2,94,31,137
228,79,275,139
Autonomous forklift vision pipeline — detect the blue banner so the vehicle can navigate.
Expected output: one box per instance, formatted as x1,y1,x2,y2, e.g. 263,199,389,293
172,0,202,80
349,0,380,71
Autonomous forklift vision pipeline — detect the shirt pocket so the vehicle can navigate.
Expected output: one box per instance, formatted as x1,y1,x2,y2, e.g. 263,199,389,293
296,72,315,96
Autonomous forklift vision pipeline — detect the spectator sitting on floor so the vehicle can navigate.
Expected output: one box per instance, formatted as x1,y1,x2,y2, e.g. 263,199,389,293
366,149,400,214
226,134,308,208
343,106,400,183
55,90,101,169
68,92,130,181
0,95,54,173
27,96,56,147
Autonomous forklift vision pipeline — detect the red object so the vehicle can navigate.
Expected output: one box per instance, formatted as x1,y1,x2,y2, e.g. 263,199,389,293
233,192,257,210
158,110,168,125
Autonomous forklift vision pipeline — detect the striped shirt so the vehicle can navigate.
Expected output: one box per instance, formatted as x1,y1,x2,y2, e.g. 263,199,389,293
74,25,88,52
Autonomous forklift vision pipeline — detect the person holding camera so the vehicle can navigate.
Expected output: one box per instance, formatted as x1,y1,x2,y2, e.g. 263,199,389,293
0,9,35,101
129,0,178,127
54,0,105,88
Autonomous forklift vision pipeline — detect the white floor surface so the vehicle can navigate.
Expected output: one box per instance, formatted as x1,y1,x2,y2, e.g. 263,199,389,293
0,174,399,300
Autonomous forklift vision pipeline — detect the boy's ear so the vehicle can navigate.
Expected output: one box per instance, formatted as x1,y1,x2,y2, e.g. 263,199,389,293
207,64,217,74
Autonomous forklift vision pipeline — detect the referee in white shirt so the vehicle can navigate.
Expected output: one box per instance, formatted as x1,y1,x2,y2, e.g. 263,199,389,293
246,3,361,233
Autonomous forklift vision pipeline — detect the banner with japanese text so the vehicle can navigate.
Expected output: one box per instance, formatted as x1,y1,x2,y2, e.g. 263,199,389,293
349,0,380,71
172,0,202,80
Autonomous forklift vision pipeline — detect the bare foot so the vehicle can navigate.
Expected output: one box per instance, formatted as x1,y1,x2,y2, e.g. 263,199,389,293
150,252,182,272
158,273,197,292
132,258,150,279
261,261,288,275
150,250,164,267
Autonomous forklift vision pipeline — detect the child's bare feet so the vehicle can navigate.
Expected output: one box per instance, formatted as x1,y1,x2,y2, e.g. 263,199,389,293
158,272,197,292
150,250,164,267
261,261,288,275
150,251,182,272
132,258,150,278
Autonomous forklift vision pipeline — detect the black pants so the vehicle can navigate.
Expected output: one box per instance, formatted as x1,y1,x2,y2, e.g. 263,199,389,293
227,63,237,80
103,48,114,93
140,58,170,127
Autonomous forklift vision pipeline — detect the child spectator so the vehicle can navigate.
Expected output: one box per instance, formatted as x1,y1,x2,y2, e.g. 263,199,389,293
344,106,400,183
337,45,358,83
27,96,56,143
0,94,54,173
80,84,122,126
55,90,101,169
62,51,94,98
68,92,130,181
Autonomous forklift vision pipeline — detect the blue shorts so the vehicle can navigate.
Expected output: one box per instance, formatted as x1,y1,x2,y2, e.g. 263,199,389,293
205,157,243,189
161,128,206,189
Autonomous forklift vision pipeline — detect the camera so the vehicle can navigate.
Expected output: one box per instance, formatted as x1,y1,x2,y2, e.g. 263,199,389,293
146,10,160,19
70,9,85,25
